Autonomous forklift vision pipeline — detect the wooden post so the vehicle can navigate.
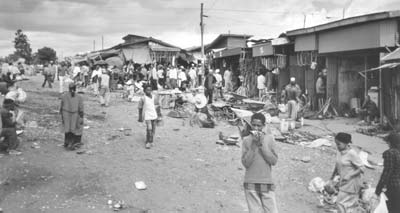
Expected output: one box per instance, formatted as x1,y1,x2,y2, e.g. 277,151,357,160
364,55,367,97
200,3,205,76
379,66,383,124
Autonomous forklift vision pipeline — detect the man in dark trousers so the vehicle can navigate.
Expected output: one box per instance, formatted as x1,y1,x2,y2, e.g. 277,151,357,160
284,77,301,120
204,69,216,104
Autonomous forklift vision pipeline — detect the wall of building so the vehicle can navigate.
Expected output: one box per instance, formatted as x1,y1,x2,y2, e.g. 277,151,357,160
325,52,380,111
319,19,398,53
295,34,317,52
209,39,228,50
337,56,365,106
382,67,400,125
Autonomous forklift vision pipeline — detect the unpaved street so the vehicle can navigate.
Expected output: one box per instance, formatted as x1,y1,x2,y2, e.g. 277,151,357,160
0,76,386,213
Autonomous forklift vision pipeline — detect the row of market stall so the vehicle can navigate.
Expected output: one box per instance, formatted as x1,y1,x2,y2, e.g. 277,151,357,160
70,35,195,70
194,11,400,126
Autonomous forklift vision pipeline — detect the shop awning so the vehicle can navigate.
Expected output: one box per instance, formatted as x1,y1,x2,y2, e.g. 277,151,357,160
71,56,87,64
252,43,273,57
271,37,290,46
150,46,180,52
359,62,400,74
381,48,400,62
213,47,243,59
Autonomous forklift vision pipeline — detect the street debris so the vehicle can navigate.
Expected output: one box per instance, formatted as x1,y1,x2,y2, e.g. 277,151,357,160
217,132,240,146
8,150,22,156
301,156,311,163
356,125,390,137
299,138,332,148
359,150,374,169
107,135,120,141
311,97,339,119
308,177,325,193
16,130,24,135
277,131,320,145
291,156,311,163
107,200,126,211
76,150,93,155
31,142,40,149
135,181,147,190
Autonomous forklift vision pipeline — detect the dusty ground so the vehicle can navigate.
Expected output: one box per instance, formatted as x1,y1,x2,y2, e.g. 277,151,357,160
0,76,387,213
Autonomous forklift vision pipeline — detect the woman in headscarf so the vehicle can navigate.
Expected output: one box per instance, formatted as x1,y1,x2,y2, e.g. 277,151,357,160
375,132,400,213
60,82,84,150
331,132,365,212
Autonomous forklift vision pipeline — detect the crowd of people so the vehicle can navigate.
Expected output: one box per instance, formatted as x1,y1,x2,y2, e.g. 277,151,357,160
0,59,398,213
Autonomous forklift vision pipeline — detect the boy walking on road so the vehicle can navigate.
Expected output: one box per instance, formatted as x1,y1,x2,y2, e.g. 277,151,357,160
242,113,278,213
138,85,162,149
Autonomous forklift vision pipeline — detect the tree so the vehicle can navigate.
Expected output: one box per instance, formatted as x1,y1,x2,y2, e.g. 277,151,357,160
36,47,57,63
5,53,19,63
13,29,32,63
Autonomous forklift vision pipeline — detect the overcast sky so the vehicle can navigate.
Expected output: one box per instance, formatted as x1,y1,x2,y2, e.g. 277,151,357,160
0,0,399,58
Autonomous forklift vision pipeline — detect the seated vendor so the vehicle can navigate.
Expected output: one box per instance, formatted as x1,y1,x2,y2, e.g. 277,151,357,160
194,86,212,119
360,95,379,123
2,72,14,88
0,99,19,153
179,81,189,92
5,82,18,101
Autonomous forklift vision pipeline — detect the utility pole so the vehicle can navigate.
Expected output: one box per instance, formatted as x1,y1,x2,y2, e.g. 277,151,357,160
200,3,205,74
342,8,345,19
303,13,307,28
93,40,96,51
102,36,104,50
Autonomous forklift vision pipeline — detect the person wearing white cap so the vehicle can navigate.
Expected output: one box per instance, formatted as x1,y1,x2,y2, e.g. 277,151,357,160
284,77,301,120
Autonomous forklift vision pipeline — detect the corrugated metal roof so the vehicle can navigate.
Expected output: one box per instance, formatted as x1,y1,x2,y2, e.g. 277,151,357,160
207,34,252,50
287,10,400,36
150,46,180,52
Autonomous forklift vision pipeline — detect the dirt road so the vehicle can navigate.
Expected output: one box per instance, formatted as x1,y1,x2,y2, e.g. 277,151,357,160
0,76,385,213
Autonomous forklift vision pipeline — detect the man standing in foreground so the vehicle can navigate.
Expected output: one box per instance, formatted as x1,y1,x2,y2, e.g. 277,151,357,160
242,113,278,213
138,84,161,149
60,83,84,150
284,77,301,120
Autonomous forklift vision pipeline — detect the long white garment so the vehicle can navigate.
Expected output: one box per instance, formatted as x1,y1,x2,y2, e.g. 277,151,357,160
144,96,157,120
59,76,64,93
257,75,266,89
